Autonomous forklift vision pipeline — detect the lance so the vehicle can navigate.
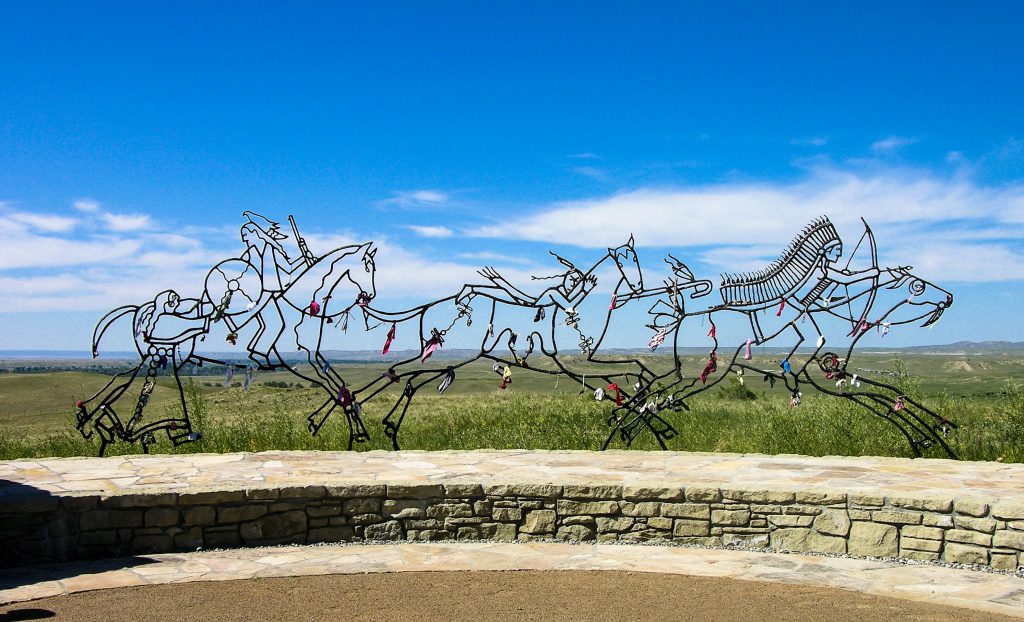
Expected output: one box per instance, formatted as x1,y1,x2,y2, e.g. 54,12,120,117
288,215,317,267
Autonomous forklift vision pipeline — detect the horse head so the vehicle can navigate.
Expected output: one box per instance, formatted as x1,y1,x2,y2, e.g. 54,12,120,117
877,266,953,328
609,235,644,295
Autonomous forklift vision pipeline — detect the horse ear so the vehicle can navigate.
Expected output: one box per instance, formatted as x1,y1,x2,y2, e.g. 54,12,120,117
628,234,635,248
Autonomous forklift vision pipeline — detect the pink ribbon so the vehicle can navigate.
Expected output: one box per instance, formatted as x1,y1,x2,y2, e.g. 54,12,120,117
648,328,667,351
744,339,753,360
776,299,785,317
308,300,321,316
609,294,617,310
421,337,440,362
707,322,716,340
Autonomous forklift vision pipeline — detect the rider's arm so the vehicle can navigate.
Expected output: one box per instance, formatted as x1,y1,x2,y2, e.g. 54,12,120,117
825,265,880,284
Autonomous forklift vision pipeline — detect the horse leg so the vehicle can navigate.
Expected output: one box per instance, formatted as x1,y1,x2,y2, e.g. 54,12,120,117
383,381,418,451
78,363,142,437
307,398,337,435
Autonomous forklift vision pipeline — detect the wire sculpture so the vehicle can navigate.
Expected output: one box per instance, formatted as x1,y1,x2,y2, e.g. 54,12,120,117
77,213,956,458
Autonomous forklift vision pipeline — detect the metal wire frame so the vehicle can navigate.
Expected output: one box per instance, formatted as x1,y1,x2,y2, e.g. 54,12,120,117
78,213,956,458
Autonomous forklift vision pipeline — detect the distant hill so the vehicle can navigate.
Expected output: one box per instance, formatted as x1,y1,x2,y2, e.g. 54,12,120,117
893,341,1024,355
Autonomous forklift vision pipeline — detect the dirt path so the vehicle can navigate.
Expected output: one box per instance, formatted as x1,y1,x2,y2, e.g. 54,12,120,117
2,570,1014,622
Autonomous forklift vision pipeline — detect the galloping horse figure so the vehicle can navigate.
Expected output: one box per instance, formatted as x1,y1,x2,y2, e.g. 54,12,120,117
349,237,648,449
608,217,957,457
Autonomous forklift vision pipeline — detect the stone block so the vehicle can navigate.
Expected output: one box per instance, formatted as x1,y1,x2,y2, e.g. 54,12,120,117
872,510,921,525
901,536,943,553
720,488,795,504
518,534,554,542
404,519,442,530
619,529,670,542
270,502,302,513
647,517,673,530
280,485,326,499
102,493,176,508
768,515,813,528
79,510,110,531
562,484,623,499
675,536,723,546
364,520,403,541
178,490,245,505
427,502,473,519
770,528,845,554
444,483,483,498
132,533,173,553
481,522,517,540
517,500,543,510
387,484,444,499
711,509,750,526
79,530,117,546
596,517,634,533
491,507,522,522
562,515,595,526
849,493,885,507
922,514,954,528
990,551,1019,571
484,483,561,498
943,543,988,565
673,520,710,537
204,527,241,548
145,507,179,528
343,498,381,515
109,510,143,529
383,500,426,519
993,530,1024,551
903,550,940,561
457,527,480,540
473,501,493,516
901,525,944,540
245,488,279,500
350,513,383,526
622,485,683,501
183,506,216,527
953,498,989,518
174,527,203,549
684,487,721,502
814,510,851,537
557,500,619,515
848,509,871,521
326,484,386,498
307,505,342,518
945,529,991,547
992,501,1024,521
444,517,484,527
217,505,267,523
751,505,783,515
723,533,769,548
795,490,847,505
521,510,556,534
783,505,823,516
953,515,996,534
556,525,595,542
308,526,354,543
414,529,448,541
240,511,307,544
848,522,898,557
620,502,660,517
888,495,953,513
661,503,710,520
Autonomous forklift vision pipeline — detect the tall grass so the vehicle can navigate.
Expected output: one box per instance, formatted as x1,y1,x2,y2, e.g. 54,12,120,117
3,381,1023,462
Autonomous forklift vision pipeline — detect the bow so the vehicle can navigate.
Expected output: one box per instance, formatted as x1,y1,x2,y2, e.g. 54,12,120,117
842,217,879,335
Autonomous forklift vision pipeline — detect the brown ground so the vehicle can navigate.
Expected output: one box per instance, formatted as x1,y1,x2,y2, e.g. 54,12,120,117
1,571,1015,622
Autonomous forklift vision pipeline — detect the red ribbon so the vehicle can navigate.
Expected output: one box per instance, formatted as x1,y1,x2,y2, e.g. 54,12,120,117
607,383,623,407
382,323,396,355
776,299,786,317
707,323,716,339
699,351,718,384
308,300,321,315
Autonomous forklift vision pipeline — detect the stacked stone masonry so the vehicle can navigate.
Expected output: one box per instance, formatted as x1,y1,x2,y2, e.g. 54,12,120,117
4,481,1024,570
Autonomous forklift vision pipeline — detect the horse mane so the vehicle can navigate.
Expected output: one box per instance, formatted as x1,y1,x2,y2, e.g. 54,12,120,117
719,216,841,306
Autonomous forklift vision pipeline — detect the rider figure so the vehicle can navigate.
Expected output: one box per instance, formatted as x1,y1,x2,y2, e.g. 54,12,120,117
232,212,309,367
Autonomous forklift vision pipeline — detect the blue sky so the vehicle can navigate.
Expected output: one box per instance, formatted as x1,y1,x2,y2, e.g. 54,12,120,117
1,2,1022,351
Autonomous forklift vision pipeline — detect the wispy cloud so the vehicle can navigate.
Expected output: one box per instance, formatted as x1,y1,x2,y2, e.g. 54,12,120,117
871,135,918,153
7,211,78,233
468,163,1024,283
406,225,454,238
380,189,450,209
101,212,152,232
569,152,601,159
73,199,100,213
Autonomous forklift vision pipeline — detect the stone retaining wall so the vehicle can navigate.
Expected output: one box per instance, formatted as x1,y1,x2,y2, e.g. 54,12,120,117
4,481,1023,570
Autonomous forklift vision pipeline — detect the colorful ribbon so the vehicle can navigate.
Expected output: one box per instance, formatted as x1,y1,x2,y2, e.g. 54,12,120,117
648,328,667,351
607,383,624,406
382,323,396,355
699,351,718,384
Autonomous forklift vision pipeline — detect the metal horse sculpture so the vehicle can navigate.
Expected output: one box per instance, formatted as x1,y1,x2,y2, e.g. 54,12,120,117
79,212,956,458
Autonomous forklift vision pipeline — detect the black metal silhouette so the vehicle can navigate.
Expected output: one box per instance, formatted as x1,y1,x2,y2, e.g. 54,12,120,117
78,213,956,458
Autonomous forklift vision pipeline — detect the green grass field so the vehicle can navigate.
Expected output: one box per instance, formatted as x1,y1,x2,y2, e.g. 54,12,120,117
1,353,1022,462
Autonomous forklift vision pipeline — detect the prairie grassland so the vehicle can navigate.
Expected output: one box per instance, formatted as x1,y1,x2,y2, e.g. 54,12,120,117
1,354,1022,462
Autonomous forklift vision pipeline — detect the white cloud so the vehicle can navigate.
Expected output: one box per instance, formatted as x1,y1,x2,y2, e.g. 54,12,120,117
569,152,601,159
6,211,77,233
380,189,450,209
468,163,1024,283
407,225,454,238
871,135,918,153
101,212,152,232
73,199,100,213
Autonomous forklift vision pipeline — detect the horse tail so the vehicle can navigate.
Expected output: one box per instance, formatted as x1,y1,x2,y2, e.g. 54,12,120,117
91,305,137,357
